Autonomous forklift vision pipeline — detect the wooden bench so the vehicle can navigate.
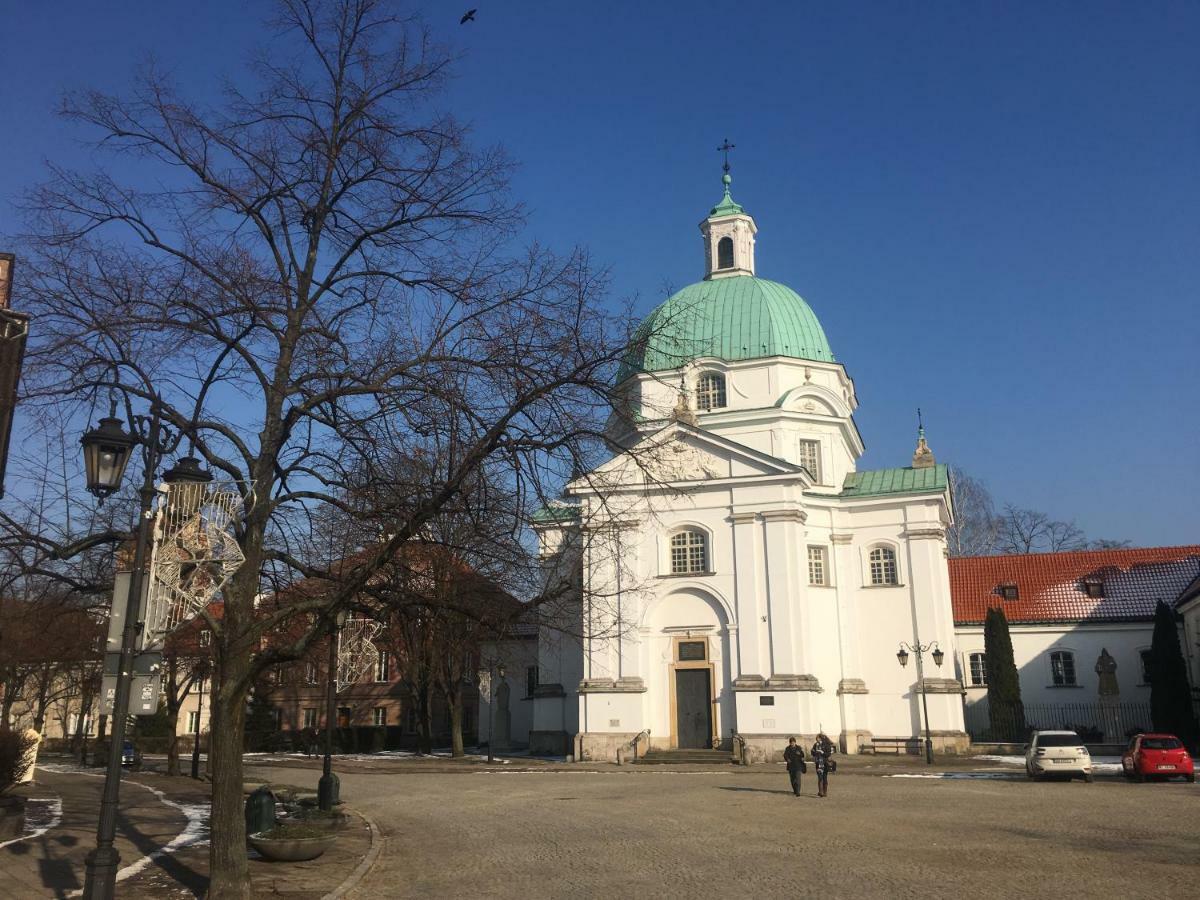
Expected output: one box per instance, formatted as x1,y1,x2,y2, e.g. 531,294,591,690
860,737,921,755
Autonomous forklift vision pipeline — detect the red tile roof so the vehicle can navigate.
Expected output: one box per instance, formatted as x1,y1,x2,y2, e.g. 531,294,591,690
950,546,1200,625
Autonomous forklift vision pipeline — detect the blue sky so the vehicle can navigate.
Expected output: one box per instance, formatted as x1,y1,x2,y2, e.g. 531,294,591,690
1,1,1197,546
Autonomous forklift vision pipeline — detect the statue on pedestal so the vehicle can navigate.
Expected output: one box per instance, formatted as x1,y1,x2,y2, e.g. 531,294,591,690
1095,648,1121,742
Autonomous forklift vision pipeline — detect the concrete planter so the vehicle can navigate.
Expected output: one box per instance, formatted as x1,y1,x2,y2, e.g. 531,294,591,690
0,795,26,840
294,811,351,832
248,830,337,862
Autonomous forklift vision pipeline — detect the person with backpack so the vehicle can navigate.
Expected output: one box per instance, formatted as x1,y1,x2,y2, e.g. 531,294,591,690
783,736,807,796
811,732,836,798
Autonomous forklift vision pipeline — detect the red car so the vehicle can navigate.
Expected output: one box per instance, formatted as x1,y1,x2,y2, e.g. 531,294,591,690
1121,733,1195,783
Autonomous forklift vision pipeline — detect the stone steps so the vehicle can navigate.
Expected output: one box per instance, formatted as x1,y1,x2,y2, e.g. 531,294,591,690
633,749,734,765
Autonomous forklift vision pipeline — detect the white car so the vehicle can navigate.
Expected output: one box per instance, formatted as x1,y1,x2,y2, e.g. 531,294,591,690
1026,730,1094,782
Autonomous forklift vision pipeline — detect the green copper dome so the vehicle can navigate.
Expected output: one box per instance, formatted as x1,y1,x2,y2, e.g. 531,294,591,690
617,275,834,382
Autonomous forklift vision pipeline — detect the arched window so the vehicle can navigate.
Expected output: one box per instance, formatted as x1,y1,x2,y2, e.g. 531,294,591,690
670,530,708,574
868,547,898,585
696,372,726,410
968,652,988,687
717,236,734,269
1050,650,1077,686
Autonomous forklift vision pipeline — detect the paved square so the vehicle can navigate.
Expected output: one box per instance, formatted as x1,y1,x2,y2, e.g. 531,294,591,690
246,761,1198,900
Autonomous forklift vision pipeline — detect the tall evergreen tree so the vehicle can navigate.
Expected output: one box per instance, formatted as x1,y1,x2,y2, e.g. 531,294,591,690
1148,600,1199,748
984,606,1026,741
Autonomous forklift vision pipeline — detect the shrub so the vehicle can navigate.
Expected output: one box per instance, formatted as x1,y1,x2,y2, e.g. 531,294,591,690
0,729,40,794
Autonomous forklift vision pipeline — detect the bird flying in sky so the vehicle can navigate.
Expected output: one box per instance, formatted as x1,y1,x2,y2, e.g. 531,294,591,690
460,9,477,24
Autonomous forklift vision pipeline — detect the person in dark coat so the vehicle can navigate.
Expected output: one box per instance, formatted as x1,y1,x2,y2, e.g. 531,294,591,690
783,736,806,796
811,732,836,798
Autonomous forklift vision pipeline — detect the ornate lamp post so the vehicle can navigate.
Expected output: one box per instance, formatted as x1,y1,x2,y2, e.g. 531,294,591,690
896,640,945,765
487,661,506,764
80,399,208,900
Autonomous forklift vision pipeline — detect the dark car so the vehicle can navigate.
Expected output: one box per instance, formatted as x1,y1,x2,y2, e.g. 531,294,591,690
121,740,143,770
1121,733,1194,782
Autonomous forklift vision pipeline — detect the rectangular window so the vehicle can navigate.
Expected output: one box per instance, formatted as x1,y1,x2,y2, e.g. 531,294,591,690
968,652,988,687
405,706,418,732
199,629,212,647
807,546,827,586
759,696,775,706
303,708,318,729
526,666,539,698
374,651,390,683
798,440,822,483
1050,651,1077,686
678,641,706,662
373,707,387,726
1139,649,1153,684
305,662,318,685
188,711,201,733
337,706,352,728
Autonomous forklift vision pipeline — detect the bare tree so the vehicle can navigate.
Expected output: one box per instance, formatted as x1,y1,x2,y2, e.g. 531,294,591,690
13,3,633,893
946,466,1000,558
996,504,1087,554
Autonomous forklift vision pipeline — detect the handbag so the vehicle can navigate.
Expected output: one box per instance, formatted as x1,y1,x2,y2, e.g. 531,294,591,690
829,758,837,773
800,760,808,774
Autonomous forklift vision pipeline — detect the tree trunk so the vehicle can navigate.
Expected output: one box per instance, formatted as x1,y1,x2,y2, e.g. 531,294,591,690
449,682,464,758
417,675,433,755
165,654,182,777
165,705,181,777
208,649,252,899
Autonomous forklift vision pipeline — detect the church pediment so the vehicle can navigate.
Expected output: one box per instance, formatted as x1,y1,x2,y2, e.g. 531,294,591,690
575,422,805,491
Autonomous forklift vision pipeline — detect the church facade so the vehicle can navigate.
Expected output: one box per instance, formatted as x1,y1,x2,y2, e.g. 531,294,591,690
528,172,968,762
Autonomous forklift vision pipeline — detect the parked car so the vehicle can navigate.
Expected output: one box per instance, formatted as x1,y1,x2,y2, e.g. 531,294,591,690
1025,730,1093,782
1121,733,1194,783
122,740,143,771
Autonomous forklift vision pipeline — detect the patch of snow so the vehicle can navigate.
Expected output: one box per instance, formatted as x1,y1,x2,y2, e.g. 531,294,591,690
885,773,1020,780
0,797,64,849
110,786,209,884
974,754,1123,774
40,767,209,898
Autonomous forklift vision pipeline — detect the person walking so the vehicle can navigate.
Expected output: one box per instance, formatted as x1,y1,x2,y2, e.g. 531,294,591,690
783,736,806,796
811,732,836,798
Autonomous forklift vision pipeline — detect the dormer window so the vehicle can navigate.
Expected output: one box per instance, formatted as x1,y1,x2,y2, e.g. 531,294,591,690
696,372,726,411
717,236,734,270
1082,577,1104,599
999,583,1019,601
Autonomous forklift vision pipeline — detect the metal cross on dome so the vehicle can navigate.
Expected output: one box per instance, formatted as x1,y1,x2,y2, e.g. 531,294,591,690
718,138,736,173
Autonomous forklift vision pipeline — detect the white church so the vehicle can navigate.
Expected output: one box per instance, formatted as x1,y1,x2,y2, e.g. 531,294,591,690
524,169,968,762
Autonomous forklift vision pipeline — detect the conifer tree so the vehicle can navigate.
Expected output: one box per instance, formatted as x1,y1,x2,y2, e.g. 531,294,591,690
1148,600,1199,748
984,606,1026,741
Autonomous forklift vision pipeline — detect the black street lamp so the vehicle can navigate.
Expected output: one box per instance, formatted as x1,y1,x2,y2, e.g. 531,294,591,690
80,399,207,900
487,661,506,764
896,639,945,766
319,611,347,812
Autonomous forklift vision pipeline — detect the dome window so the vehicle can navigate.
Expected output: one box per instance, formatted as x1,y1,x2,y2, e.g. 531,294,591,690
696,372,726,411
716,236,734,270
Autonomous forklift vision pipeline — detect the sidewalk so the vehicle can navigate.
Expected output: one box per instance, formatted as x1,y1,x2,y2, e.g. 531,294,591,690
3,763,373,898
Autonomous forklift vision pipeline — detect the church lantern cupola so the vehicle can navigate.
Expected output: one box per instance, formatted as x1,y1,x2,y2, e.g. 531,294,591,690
700,140,757,280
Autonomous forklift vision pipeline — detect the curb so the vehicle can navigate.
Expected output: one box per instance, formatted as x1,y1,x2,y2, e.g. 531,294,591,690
322,807,383,900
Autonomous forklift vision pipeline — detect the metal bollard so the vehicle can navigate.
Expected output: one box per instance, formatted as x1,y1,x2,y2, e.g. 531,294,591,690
245,786,276,840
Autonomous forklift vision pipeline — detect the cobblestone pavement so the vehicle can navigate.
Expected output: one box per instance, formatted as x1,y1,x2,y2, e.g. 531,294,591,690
246,758,1198,900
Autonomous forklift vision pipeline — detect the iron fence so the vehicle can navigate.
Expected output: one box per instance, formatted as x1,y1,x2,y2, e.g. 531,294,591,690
964,700,1152,743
